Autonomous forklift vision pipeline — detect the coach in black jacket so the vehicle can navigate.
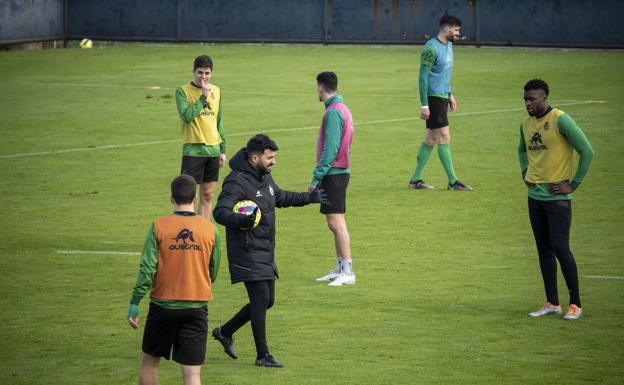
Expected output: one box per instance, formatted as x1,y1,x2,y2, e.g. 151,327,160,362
212,134,327,368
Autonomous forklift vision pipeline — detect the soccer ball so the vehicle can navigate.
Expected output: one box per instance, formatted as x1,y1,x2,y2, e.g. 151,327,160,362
233,200,261,229
79,38,93,49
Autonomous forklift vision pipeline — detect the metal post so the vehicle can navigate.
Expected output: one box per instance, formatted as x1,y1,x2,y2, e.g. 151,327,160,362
323,0,332,44
176,0,181,43
63,0,69,47
475,0,481,47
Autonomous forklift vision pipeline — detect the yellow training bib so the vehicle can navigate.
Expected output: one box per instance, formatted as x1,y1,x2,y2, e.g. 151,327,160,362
522,108,575,183
180,83,221,145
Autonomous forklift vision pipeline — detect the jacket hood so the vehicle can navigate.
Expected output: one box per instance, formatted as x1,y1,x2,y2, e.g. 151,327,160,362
229,147,262,180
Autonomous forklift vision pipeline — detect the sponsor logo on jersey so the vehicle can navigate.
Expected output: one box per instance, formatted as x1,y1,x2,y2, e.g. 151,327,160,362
528,132,548,150
256,190,263,197
269,185,274,196
170,229,202,251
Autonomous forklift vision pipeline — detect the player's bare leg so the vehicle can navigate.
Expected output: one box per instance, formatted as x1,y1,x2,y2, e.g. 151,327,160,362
408,128,448,189
326,214,355,286
198,181,217,220
326,213,351,260
181,365,202,385
428,126,472,190
139,353,160,385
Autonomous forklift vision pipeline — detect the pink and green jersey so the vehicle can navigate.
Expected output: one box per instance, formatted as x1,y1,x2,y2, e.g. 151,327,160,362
311,94,354,186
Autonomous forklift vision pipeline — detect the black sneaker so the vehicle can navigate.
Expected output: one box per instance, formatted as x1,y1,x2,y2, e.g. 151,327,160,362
212,327,237,359
255,354,284,368
408,180,434,190
448,180,473,191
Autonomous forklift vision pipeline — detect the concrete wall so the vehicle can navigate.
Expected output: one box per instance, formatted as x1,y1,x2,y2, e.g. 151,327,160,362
0,0,65,44
477,0,624,47
67,0,177,41
3,0,624,48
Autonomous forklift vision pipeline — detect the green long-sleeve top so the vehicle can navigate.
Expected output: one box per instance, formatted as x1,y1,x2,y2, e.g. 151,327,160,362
419,43,452,107
130,211,221,310
518,113,594,201
311,95,350,186
175,86,226,157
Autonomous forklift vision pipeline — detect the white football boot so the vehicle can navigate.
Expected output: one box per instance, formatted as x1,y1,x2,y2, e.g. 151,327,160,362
328,273,356,286
563,304,583,320
316,270,339,282
528,302,562,317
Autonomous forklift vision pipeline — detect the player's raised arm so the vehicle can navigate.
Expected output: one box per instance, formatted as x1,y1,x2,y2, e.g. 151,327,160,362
175,86,205,123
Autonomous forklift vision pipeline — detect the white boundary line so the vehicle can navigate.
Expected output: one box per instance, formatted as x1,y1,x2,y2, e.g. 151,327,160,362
57,249,140,256
51,251,624,279
0,100,601,160
0,80,598,101
583,275,624,281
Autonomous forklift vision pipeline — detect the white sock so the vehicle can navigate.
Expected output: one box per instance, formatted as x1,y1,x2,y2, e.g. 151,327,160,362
340,259,353,275
334,258,341,273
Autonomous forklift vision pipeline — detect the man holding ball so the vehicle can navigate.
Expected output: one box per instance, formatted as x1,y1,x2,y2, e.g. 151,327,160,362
212,134,328,368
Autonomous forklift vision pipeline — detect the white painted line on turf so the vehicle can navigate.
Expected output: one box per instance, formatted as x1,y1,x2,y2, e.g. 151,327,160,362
583,275,624,280
0,100,601,160
0,140,178,159
57,249,140,256
0,81,599,102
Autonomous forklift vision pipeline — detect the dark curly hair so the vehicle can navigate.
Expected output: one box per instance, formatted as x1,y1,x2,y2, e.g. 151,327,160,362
524,79,550,96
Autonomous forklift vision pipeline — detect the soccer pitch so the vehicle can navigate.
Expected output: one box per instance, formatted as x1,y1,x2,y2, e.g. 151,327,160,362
0,43,622,384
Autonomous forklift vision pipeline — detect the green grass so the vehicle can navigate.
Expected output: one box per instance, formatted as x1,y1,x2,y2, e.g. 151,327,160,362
0,43,623,385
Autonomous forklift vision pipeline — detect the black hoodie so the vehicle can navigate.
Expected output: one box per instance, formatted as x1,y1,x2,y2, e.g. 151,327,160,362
213,148,316,284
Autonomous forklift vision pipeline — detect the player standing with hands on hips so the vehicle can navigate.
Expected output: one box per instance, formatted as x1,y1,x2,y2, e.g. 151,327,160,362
519,79,594,320
408,14,472,191
211,134,328,368
176,55,227,220
127,174,221,385
311,71,356,286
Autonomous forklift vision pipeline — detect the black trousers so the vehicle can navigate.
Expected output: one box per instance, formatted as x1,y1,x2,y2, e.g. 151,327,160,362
220,279,275,358
528,197,581,307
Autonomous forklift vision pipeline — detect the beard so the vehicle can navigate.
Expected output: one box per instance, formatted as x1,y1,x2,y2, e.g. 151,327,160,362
257,163,271,174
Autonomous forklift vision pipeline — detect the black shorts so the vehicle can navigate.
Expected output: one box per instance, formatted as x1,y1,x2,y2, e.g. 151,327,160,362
426,96,449,129
142,303,208,365
318,173,349,214
181,156,219,184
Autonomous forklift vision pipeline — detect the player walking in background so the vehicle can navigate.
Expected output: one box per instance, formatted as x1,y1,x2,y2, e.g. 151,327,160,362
211,134,328,368
408,14,472,191
176,55,226,220
127,174,221,385
310,71,356,286
519,79,594,320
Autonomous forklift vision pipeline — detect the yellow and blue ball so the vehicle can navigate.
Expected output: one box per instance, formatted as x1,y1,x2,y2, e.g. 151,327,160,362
233,200,261,229
79,38,93,49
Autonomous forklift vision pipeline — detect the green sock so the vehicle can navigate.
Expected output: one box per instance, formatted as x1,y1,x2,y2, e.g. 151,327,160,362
437,144,458,184
410,142,434,182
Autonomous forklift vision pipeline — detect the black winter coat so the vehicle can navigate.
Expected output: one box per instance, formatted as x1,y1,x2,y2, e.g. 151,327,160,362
213,148,316,284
